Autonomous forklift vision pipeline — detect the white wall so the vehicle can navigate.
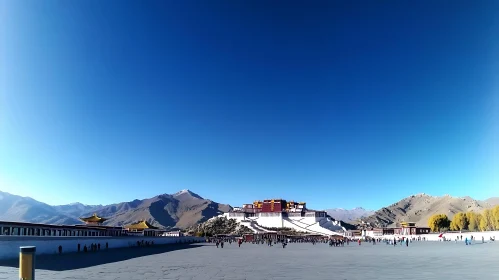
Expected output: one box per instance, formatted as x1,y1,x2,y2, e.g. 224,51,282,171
366,231,499,241
0,236,204,260
257,213,283,228
320,218,346,232
284,216,344,236
282,217,330,235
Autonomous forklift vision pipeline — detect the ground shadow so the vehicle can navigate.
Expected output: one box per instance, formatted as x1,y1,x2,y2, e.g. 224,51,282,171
0,243,205,271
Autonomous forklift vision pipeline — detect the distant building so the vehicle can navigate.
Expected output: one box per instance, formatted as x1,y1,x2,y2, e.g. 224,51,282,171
124,220,161,236
394,222,430,235
363,222,430,237
363,228,384,237
218,198,346,236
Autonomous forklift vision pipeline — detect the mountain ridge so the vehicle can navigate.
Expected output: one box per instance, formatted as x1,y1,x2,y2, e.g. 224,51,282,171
0,190,231,229
1,190,497,230
326,207,375,222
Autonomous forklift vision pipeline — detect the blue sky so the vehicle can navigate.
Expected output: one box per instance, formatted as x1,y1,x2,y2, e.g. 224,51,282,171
0,1,498,210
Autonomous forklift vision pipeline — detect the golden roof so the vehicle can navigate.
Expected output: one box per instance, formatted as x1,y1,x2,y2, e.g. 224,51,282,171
80,213,107,223
125,220,158,230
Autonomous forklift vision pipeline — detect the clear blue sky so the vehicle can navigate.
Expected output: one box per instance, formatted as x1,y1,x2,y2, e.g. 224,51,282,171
0,1,498,210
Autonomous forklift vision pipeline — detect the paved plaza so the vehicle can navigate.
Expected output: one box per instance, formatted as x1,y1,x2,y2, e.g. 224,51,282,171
1,241,498,280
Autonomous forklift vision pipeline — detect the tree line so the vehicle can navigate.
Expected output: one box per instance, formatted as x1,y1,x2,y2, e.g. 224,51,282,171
427,205,499,232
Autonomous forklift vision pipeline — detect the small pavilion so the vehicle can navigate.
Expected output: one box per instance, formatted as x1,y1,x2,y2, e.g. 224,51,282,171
79,213,108,225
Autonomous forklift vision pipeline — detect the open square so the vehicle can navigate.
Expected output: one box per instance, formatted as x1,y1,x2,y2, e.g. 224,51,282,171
1,241,498,280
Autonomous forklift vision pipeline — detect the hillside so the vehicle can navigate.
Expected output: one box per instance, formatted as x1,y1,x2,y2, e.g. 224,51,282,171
0,190,231,229
0,191,80,225
361,193,492,228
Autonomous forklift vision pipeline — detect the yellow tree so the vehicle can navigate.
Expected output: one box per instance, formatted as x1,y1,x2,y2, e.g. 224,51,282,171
428,214,450,232
480,209,493,231
492,205,499,230
450,212,468,231
467,212,481,231
428,214,438,232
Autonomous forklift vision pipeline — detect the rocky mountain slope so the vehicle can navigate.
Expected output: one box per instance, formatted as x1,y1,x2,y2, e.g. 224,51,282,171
361,193,495,228
326,207,374,222
92,190,232,229
0,190,231,229
0,191,80,225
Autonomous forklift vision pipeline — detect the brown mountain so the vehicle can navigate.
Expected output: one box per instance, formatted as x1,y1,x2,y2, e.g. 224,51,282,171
91,189,232,229
361,193,494,228
0,190,231,229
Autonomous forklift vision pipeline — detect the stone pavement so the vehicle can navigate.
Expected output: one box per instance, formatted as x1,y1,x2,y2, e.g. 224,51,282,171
1,241,498,280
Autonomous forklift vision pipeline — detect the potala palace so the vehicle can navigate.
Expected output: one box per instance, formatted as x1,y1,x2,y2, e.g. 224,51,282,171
216,199,347,236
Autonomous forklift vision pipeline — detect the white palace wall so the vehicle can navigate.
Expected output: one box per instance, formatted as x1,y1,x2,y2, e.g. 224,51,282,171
222,212,345,235
0,236,204,260
257,212,284,228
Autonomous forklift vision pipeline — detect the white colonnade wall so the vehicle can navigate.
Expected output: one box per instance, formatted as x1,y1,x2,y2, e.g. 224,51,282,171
0,236,204,260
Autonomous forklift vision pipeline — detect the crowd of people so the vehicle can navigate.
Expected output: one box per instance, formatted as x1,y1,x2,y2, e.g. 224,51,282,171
207,235,355,249
452,234,496,245
207,233,497,250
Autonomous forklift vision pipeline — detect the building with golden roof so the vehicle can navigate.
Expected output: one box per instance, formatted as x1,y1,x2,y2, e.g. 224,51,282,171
79,213,108,225
124,220,161,236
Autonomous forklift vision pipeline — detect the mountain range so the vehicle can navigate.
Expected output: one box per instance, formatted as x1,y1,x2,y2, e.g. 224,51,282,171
359,193,499,228
0,190,231,229
1,190,498,230
325,207,374,222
